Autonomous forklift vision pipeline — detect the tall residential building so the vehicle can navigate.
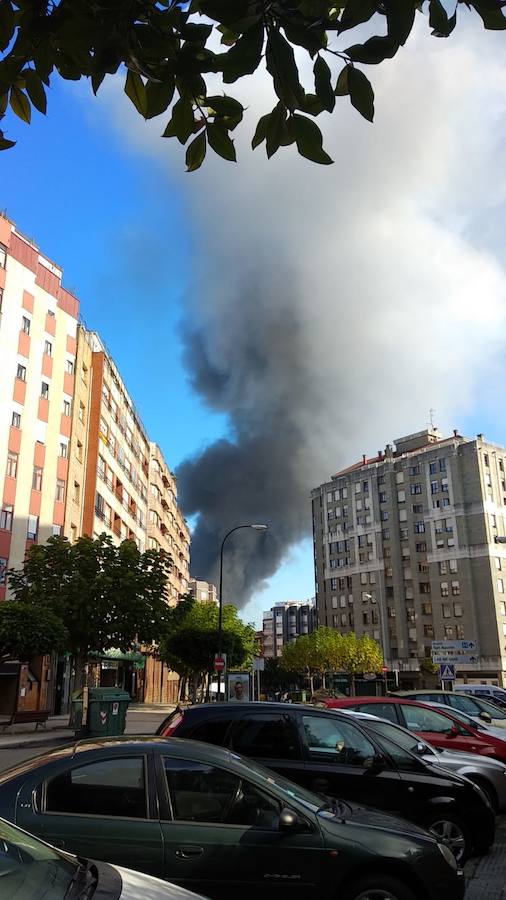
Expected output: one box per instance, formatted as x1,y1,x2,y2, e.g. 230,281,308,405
149,443,190,602
188,578,217,604
312,428,506,688
0,215,79,595
262,600,316,659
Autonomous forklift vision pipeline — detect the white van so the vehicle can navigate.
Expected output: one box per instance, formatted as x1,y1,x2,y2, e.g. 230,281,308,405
454,683,506,708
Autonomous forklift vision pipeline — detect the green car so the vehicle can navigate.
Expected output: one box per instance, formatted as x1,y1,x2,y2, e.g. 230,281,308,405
0,737,464,900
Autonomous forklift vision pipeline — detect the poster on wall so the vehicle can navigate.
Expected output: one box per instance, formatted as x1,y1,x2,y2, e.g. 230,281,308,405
227,672,251,702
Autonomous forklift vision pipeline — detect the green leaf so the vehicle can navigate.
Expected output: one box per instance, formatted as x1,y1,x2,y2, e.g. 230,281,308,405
23,70,46,115
266,102,287,158
335,65,350,96
385,0,416,46
91,72,105,96
0,0,15,54
0,136,15,151
207,122,236,161
124,70,147,118
145,78,175,119
186,131,207,171
346,35,399,64
162,92,195,144
266,27,304,110
9,86,30,124
299,93,324,116
292,114,333,165
339,0,378,32
472,0,506,30
314,56,335,112
206,95,244,117
217,24,239,46
222,21,264,83
0,93,8,116
348,67,374,121
429,0,457,35
251,113,269,150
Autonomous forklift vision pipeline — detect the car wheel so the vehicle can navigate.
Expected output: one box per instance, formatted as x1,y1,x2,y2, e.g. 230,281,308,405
342,874,417,900
424,813,470,864
468,778,498,813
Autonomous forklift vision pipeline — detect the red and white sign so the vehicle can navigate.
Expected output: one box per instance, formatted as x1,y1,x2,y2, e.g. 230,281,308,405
214,657,226,672
382,666,388,673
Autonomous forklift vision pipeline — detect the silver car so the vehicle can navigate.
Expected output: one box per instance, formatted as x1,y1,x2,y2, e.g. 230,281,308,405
342,710,506,812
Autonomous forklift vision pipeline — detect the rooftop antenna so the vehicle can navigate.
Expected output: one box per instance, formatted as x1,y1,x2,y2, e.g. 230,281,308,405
428,408,437,430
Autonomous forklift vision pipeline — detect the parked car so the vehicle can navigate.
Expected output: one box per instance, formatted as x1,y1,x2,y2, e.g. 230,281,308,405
421,702,506,742
339,709,506,812
0,736,464,900
157,702,494,863
453,684,506,709
393,690,506,727
0,814,207,899
322,696,506,764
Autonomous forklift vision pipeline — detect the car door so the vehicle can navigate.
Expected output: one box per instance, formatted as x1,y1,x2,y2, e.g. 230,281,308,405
227,711,305,784
296,711,402,813
396,703,483,754
156,753,326,900
15,753,164,877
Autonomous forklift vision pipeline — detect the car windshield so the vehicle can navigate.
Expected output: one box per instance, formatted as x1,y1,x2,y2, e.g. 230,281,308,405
0,817,76,899
362,720,435,757
465,696,506,720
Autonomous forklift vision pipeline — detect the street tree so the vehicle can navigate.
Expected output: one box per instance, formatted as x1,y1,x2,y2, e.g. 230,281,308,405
159,594,255,699
339,632,383,694
0,1,504,167
0,600,68,666
7,534,173,686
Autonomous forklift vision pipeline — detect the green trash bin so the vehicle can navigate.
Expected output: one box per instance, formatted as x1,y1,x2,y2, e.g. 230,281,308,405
87,688,130,738
70,690,84,733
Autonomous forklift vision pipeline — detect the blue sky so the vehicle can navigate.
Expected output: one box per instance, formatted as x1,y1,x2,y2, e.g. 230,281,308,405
2,79,315,625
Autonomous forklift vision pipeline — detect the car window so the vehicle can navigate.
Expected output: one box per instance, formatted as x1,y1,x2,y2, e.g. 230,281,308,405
163,758,281,829
188,718,232,746
356,703,398,723
412,693,442,703
45,757,147,819
398,705,455,734
302,715,376,766
447,694,481,714
363,720,427,755
369,732,425,773
231,714,300,759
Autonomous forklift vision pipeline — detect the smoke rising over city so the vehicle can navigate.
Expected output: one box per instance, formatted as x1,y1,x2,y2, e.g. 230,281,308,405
105,23,506,603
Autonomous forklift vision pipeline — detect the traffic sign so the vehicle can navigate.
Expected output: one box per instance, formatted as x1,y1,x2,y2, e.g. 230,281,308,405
431,640,477,652
382,666,388,673
432,654,479,665
439,664,456,682
214,656,226,672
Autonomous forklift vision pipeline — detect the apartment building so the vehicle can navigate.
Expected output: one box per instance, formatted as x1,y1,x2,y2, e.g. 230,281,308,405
148,443,190,603
189,578,217,604
312,428,506,687
262,600,316,659
0,216,79,592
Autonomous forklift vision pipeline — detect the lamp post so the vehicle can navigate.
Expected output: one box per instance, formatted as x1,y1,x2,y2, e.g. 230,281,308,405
217,524,268,702
364,589,389,694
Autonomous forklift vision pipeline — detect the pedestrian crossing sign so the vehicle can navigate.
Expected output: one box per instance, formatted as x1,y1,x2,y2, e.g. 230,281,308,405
438,664,456,682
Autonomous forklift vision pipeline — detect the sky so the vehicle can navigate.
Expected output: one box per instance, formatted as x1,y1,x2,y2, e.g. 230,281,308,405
3,8,506,627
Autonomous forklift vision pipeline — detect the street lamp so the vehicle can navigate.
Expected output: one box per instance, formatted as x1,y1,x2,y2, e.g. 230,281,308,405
217,524,268,702
364,591,388,693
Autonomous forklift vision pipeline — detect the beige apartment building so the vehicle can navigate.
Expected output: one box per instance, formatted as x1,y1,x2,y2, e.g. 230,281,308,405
188,578,217,604
312,428,506,687
148,443,190,603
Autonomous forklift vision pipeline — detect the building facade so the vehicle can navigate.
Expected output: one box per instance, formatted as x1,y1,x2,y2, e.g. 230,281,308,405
262,600,316,659
149,443,190,603
312,428,506,687
188,578,217,604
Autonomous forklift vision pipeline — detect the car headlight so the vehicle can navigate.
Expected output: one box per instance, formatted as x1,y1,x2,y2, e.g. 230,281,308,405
437,842,458,871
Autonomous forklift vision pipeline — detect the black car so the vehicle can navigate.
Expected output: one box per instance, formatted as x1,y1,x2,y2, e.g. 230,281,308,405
157,702,495,864
0,737,464,900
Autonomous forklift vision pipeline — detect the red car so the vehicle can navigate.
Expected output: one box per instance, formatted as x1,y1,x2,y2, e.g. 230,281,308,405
322,696,506,763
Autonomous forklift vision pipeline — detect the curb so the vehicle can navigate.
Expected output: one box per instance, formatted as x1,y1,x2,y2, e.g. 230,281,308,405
0,733,74,751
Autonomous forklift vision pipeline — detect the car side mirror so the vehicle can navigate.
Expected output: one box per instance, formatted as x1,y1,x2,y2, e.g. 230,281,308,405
479,711,492,724
279,808,300,832
363,754,386,774
448,725,459,737
416,742,426,755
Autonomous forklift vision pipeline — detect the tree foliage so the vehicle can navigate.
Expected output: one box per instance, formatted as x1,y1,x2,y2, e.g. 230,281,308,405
0,1,503,166
7,535,173,683
159,594,256,682
280,627,382,692
0,600,68,665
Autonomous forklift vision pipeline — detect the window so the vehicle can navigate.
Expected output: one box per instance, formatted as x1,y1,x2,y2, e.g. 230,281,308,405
484,453,490,467
399,704,458,735
382,528,390,540
442,604,451,618
500,602,506,616
449,559,458,574
410,483,422,495
454,603,463,617
430,481,439,494
412,504,423,514
409,466,420,476
40,381,49,400
65,359,74,375
77,441,83,463
451,580,461,596
45,758,147,819
6,451,18,478
330,578,338,590
439,561,447,575
52,524,62,536
424,624,434,637
441,582,449,597
414,522,425,533
355,482,361,494
397,490,405,503
380,511,389,521
32,466,43,491
429,462,437,474
47,308,55,318
62,399,71,416
16,364,26,381
456,625,464,639
44,340,52,356
441,478,449,493
55,479,66,502
363,481,369,493
440,458,447,471
27,515,39,540
498,579,505,594
11,411,21,428
495,558,502,571
0,557,7,584
396,472,404,484
0,505,13,530
231,714,299,759
356,703,398,723
163,758,281,828
0,243,6,267
21,316,30,335
415,541,427,552
303,715,376,766
79,402,85,422
73,482,80,503
379,492,387,503
442,497,450,507
422,602,432,615
444,625,454,638
59,442,68,458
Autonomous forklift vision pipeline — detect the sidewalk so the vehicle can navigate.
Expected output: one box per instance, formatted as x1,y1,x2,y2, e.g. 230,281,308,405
0,703,176,750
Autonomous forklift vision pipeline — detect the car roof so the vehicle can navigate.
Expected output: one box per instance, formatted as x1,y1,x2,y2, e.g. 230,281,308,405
393,690,449,696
